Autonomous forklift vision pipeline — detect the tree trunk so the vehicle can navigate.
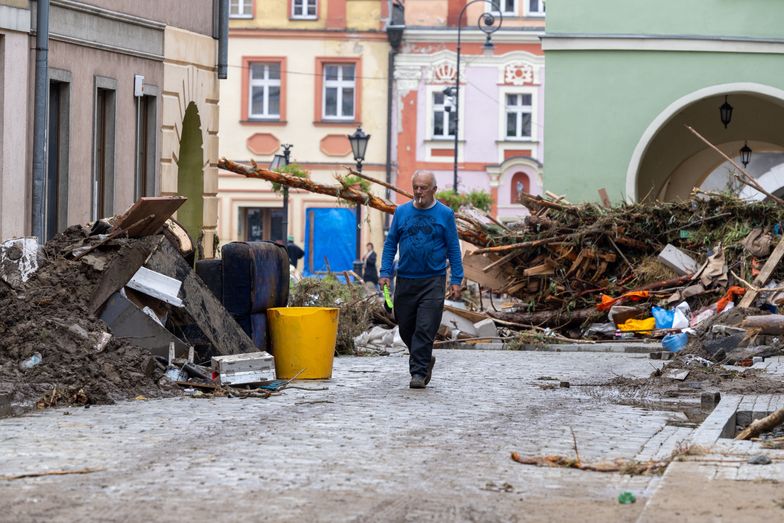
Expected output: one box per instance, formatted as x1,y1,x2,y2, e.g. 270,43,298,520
735,407,784,440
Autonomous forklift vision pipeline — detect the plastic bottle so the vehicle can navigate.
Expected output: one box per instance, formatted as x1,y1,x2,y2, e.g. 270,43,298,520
618,492,636,504
19,352,42,370
662,332,688,353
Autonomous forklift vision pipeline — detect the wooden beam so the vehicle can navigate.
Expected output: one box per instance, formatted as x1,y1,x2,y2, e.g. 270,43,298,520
739,236,784,308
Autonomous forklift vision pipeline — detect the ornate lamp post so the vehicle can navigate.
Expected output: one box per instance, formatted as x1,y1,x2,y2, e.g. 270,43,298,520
348,127,371,262
446,1,502,194
269,143,292,241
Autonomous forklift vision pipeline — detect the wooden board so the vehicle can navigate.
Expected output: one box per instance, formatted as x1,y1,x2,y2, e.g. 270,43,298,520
88,236,163,314
114,197,187,238
739,236,784,308
462,251,513,291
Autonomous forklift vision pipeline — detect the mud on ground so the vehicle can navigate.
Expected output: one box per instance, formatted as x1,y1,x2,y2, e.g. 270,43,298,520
0,227,175,410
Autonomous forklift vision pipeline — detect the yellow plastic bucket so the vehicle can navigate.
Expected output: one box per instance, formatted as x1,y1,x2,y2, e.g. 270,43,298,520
267,307,339,379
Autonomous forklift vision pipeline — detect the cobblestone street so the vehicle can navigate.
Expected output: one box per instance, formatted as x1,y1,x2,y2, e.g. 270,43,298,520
0,350,689,522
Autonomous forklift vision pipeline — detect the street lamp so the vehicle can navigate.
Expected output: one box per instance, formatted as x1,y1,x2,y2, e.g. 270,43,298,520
269,143,292,241
348,127,371,263
740,141,752,168
448,1,502,194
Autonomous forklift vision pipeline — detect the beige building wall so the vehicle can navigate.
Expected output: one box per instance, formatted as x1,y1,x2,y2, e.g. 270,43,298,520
161,26,220,258
218,30,390,264
0,21,31,239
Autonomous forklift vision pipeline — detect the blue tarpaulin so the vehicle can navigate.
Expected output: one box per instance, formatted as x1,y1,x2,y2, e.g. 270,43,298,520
303,207,355,277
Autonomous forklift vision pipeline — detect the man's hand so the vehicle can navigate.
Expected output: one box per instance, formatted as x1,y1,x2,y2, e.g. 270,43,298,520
379,277,391,290
449,284,462,300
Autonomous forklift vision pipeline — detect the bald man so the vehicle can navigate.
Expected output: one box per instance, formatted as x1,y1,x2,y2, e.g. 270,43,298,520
379,171,464,389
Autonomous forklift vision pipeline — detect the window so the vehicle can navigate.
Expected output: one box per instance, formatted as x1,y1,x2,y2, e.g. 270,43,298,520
505,93,532,139
432,91,456,139
500,0,516,15
292,0,317,19
322,64,355,120
249,63,281,119
238,208,285,242
230,0,253,18
93,78,116,220
135,94,158,200
527,0,545,16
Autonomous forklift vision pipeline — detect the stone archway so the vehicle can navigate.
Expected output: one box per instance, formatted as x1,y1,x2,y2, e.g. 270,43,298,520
177,102,204,252
626,83,784,202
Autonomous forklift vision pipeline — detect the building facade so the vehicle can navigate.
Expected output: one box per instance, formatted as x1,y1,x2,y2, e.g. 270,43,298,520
391,0,545,218
0,0,222,257
543,0,784,203
218,0,394,275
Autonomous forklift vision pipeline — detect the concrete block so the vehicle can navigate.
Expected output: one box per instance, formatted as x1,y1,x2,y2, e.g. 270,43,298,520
473,318,498,339
441,310,477,337
658,244,699,276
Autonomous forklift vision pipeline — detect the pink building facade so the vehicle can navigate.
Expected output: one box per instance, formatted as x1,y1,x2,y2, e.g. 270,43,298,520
392,0,545,218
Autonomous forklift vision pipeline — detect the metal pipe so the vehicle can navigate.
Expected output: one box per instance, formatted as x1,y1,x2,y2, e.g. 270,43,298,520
281,145,291,241
384,48,396,231
31,0,50,239
355,161,363,261
217,0,228,79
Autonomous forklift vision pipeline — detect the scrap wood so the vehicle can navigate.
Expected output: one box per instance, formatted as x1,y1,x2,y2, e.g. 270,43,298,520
73,214,155,260
509,452,668,475
0,467,105,481
736,407,784,440
112,196,187,237
738,235,784,308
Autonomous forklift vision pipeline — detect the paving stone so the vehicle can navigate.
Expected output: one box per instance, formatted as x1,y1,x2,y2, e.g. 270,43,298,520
0,351,690,522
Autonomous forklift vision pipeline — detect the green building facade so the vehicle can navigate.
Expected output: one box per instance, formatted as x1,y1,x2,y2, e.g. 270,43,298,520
543,0,784,202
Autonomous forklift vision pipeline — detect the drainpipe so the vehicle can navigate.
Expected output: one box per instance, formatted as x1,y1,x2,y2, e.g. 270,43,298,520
31,0,50,240
384,0,404,232
384,49,396,209
217,0,228,79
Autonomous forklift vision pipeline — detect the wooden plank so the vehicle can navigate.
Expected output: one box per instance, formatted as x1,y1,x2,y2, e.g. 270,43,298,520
114,196,187,238
88,236,163,314
598,188,612,208
462,251,512,291
739,236,784,308
523,260,556,277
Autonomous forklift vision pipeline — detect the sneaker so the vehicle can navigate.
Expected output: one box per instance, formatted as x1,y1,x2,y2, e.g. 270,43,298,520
410,375,426,389
425,356,436,385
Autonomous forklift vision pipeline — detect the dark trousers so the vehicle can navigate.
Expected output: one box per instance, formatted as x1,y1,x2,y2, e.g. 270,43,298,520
394,276,445,377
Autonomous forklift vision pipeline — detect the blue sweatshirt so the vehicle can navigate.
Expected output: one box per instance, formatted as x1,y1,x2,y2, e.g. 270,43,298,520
380,201,464,285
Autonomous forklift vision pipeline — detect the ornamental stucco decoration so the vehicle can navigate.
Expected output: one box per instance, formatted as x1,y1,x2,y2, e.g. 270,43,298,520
429,60,459,84
394,65,423,94
504,63,535,86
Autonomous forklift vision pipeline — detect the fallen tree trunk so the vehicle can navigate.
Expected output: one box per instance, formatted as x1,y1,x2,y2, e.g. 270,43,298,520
488,307,601,327
735,407,784,440
218,158,490,246
740,315,784,335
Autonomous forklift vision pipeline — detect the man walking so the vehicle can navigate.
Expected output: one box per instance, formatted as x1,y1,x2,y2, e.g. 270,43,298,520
379,171,463,389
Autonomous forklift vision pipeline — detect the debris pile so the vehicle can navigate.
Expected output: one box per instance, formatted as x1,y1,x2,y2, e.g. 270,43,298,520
0,197,261,410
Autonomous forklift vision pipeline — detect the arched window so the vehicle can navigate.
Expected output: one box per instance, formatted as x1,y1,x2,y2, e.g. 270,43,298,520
511,171,530,203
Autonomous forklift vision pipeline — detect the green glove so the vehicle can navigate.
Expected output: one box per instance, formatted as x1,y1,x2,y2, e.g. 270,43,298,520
383,284,393,313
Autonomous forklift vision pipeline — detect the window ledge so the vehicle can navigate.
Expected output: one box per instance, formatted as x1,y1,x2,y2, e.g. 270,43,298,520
230,15,254,19
425,138,465,144
290,16,319,21
313,120,361,127
241,119,287,126
496,138,538,144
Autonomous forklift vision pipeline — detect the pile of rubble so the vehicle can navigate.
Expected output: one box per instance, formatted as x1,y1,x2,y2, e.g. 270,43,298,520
0,197,258,410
